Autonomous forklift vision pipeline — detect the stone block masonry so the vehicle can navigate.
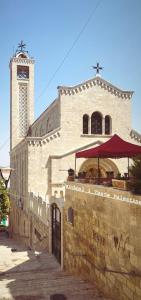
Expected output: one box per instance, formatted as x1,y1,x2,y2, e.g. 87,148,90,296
10,200,49,252
63,182,141,300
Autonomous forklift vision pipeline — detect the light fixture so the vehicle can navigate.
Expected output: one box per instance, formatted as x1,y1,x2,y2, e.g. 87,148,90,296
0,167,15,189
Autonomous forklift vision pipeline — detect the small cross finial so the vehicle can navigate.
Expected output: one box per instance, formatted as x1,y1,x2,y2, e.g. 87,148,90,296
17,40,26,52
92,63,103,75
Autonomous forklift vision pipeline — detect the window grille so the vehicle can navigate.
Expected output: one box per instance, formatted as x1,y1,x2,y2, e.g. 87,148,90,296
105,115,111,135
91,112,102,134
19,83,28,137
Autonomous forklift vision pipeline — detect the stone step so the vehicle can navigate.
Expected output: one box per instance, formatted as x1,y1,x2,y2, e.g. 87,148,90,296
0,237,112,300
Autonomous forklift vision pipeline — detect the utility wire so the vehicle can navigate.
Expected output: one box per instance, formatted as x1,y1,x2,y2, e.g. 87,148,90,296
0,0,102,153
36,0,102,100
0,136,10,151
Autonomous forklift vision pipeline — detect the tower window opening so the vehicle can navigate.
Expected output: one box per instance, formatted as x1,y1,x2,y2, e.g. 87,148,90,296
17,66,29,79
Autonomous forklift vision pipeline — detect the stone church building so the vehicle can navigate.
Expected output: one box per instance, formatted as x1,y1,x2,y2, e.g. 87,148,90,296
10,43,141,266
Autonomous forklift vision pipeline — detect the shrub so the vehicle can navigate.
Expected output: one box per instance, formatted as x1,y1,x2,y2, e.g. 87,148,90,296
129,155,141,194
128,179,141,195
0,180,10,222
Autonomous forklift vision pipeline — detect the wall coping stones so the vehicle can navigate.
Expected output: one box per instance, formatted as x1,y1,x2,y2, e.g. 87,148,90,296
130,129,141,143
57,76,133,99
65,182,141,206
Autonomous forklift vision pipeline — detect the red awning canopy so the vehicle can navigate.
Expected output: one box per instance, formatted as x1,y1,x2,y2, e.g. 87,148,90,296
76,134,141,159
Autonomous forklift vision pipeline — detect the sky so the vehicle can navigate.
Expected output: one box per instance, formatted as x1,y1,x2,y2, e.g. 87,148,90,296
0,0,141,166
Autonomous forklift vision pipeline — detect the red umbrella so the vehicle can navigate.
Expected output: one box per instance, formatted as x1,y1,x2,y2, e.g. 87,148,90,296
75,134,141,178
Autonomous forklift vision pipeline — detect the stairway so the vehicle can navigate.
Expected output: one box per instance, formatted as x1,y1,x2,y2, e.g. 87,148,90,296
0,236,111,300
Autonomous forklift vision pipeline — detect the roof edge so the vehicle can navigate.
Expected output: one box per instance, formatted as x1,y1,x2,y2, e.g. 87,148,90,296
57,76,134,98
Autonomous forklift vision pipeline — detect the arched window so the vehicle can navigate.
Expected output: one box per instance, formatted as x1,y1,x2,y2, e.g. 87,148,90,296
91,112,102,134
46,119,49,133
105,115,111,135
40,125,44,136
35,128,38,137
83,114,89,134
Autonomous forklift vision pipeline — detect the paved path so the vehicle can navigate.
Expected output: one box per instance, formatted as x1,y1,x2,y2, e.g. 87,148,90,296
0,234,112,300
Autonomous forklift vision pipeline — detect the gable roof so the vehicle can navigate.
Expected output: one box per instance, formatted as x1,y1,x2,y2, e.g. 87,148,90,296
57,76,133,99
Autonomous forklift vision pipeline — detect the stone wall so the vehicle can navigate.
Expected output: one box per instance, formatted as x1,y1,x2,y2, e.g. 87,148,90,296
30,212,49,252
31,99,60,137
64,182,141,300
10,200,30,247
10,197,49,252
60,79,132,152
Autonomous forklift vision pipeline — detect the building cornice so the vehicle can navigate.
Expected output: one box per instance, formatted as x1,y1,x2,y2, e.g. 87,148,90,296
10,127,61,154
26,127,61,146
10,57,35,64
57,76,133,99
130,129,141,143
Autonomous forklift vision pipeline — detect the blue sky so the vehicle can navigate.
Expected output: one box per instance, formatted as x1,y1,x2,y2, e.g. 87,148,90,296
0,0,141,166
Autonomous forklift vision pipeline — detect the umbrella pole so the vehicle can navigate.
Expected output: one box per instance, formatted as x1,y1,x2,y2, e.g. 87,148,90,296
127,157,129,179
98,157,100,184
75,155,76,177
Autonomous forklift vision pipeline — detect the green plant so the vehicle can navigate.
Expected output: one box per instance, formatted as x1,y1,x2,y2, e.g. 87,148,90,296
0,180,10,222
128,179,141,195
130,155,141,180
129,155,141,194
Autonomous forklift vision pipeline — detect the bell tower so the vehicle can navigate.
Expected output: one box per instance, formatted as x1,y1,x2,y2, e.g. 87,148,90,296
10,41,34,150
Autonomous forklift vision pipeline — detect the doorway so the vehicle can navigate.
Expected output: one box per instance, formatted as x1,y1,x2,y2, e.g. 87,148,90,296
52,203,61,263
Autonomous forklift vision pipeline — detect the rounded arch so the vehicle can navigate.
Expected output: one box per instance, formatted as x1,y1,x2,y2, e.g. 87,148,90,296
79,158,119,178
105,115,112,135
83,114,89,134
16,52,29,59
91,111,103,134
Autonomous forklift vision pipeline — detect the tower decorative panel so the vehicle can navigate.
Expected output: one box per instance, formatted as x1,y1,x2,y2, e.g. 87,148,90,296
19,83,28,137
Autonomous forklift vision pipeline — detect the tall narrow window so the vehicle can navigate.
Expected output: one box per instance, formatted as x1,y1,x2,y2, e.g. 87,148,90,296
40,125,44,136
83,114,89,134
35,128,38,137
46,119,49,133
105,115,111,135
91,112,102,134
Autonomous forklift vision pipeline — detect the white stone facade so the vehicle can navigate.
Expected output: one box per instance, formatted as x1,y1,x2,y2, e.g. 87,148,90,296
10,49,141,254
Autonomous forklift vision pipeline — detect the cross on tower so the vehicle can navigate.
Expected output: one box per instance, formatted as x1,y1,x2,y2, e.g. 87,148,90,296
92,63,103,75
17,40,26,52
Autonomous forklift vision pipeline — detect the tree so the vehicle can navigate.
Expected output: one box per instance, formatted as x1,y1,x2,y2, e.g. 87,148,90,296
0,179,10,222
130,155,141,179
129,155,141,194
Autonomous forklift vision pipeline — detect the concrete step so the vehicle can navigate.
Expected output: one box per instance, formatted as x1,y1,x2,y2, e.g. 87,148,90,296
0,237,112,300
